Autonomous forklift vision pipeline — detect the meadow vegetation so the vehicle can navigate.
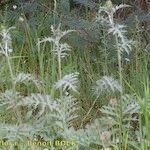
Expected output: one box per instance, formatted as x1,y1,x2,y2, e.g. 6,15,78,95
0,0,150,150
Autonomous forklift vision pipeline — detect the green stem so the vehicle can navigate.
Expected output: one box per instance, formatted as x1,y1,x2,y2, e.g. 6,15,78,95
5,54,22,124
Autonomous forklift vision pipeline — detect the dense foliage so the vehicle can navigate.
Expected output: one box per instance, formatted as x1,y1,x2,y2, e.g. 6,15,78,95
0,0,150,150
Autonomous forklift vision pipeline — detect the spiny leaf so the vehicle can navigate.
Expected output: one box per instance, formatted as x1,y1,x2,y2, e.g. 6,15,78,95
54,72,79,92
18,93,58,115
92,76,122,96
13,73,42,88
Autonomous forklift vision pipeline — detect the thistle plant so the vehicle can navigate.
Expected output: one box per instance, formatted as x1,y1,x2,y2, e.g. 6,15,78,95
96,1,133,149
0,27,15,89
38,24,81,144
81,76,122,127
39,24,76,96
0,27,48,149
0,1,147,149
0,23,83,150
99,94,139,148
0,26,23,123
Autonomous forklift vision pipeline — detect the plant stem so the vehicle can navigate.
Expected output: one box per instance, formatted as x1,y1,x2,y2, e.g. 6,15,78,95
5,54,22,124
58,54,62,96
115,35,123,150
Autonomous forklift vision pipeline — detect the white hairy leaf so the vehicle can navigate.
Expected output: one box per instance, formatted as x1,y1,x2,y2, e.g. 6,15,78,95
54,72,79,92
92,76,122,96
13,73,41,88
19,93,58,116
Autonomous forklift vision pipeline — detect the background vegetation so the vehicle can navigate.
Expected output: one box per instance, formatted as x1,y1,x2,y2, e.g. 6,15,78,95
0,0,150,150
